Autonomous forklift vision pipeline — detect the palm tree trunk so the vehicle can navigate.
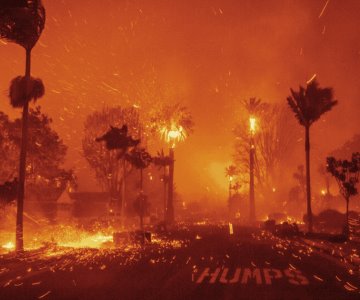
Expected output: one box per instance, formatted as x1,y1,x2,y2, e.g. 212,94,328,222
167,148,174,224
140,168,143,191
139,168,145,232
249,137,255,223
139,168,143,230
228,180,232,207
163,167,167,222
345,197,349,236
305,125,313,233
139,195,143,232
16,48,31,253
140,210,143,231
121,159,126,229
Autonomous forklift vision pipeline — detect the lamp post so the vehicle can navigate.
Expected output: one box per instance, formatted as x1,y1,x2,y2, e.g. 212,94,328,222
167,146,175,224
163,125,185,224
228,175,233,202
249,117,256,223
155,103,193,224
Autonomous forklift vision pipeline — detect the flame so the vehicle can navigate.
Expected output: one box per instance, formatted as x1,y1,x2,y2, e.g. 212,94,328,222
2,241,15,251
57,233,113,249
249,117,256,133
0,224,115,253
160,123,187,148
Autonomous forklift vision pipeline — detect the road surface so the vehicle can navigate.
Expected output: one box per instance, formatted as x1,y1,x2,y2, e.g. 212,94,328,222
0,225,359,299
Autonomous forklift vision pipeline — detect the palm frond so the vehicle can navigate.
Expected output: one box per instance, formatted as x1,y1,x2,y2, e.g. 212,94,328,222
153,149,172,167
125,148,152,169
151,102,194,144
225,165,237,177
0,0,45,50
9,75,45,108
287,79,337,127
244,98,262,115
287,90,305,126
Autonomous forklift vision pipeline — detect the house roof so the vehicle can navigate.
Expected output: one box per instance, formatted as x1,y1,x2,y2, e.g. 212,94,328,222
68,192,110,202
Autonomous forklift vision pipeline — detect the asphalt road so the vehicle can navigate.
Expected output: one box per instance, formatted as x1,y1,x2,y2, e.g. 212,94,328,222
0,225,359,300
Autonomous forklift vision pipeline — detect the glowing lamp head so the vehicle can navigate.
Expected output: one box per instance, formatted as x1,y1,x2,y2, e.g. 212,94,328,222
249,117,256,134
168,129,182,140
321,189,326,196
160,123,186,148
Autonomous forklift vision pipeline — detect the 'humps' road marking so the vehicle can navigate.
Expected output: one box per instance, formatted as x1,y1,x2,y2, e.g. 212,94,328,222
194,267,310,285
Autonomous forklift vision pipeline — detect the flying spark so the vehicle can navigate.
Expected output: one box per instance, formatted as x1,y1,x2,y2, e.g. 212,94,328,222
306,74,317,84
319,0,330,18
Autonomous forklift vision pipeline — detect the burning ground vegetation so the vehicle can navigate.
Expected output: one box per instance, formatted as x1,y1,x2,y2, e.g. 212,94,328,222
0,205,189,256
0,227,189,299
1,218,360,298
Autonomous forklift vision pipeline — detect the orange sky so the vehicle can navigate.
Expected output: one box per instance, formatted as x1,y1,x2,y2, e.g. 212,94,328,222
0,0,359,202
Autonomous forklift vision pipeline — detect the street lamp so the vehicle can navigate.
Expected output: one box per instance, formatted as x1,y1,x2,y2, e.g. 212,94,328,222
249,117,256,134
154,103,193,224
160,124,186,149
161,123,187,224
249,116,256,223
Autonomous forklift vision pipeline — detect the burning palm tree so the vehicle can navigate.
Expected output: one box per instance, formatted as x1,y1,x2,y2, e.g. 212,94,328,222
287,79,337,232
151,103,194,223
0,0,46,252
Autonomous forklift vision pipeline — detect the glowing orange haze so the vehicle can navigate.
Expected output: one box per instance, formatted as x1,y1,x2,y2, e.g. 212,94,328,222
0,0,359,203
